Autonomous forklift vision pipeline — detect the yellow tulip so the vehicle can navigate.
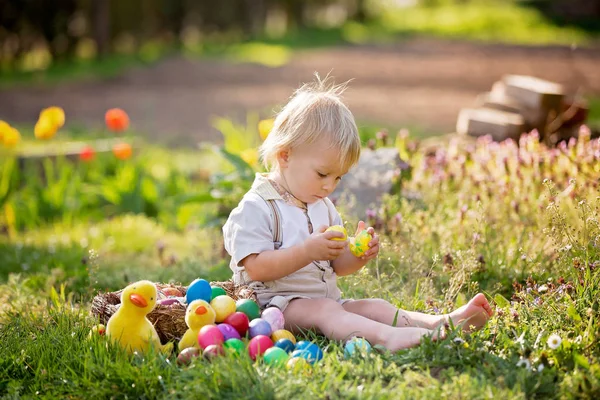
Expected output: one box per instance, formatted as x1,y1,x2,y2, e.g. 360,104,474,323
40,106,65,129
3,127,21,147
35,117,58,140
240,148,259,166
258,118,274,141
0,120,11,145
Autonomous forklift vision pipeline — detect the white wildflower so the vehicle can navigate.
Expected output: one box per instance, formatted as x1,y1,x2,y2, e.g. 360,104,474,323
537,364,545,372
453,338,465,345
547,334,562,349
515,331,525,347
516,358,531,370
537,284,548,293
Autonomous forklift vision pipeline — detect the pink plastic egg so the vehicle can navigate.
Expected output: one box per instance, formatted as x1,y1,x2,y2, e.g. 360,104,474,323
177,347,200,366
248,335,274,360
217,323,241,341
198,325,224,350
203,344,225,360
261,307,285,332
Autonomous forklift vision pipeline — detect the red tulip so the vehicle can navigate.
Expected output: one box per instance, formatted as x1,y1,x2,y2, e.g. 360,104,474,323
105,108,130,132
79,146,95,162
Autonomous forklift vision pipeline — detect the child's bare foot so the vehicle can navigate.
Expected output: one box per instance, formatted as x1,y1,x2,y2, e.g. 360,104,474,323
381,327,445,351
447,293,493,333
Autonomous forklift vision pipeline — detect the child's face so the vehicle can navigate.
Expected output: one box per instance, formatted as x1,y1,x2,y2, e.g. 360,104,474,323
279,139,347,204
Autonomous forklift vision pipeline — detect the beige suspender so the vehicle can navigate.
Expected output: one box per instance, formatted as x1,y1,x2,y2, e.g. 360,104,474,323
264,199,283,250
257,193,334,251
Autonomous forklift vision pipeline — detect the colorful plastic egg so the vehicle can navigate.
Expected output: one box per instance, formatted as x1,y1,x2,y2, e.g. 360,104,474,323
248,318,272,338
236,299,261,321
210,295,236,322
271,329,296,344
292,342,323,364
186,279,212,303
217,323,241,341
349,230,372,257
274,338,296,353
211,286,227,300
261,307,285,332
223,338,246,356
248,335,273,360
286,356,311,373
177,347,201,366
325,225,347,241
294,341,311,351
203,344,225,360
198,325,224,350
88,324,106,338
223,312,250,337
263,347,288,367
344,337,372,358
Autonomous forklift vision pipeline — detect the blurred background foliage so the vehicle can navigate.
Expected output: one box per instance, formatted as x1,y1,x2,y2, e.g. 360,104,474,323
1,0,599,81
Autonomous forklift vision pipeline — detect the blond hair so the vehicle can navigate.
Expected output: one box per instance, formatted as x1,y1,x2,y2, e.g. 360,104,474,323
260,74,361,172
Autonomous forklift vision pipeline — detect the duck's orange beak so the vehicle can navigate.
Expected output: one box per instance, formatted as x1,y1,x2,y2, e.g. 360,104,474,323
195,306,207,315
129,293,148,308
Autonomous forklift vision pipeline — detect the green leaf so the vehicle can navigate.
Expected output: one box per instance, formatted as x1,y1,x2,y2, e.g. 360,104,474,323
573,352,590,369
494,294,510,308
567,304,582,322
50,286,61,310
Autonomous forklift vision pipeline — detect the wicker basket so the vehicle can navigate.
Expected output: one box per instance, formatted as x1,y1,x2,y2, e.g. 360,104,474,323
90,280,257,344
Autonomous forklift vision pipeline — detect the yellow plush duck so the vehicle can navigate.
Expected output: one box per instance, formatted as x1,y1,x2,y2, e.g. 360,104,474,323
179,299,216,351
106,280,173,355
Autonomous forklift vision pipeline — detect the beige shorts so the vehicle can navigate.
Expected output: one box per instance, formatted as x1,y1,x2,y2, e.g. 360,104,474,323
266,294,352,312
237,261,350,312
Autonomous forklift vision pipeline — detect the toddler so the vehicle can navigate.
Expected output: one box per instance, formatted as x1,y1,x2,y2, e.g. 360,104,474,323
223,75,493,351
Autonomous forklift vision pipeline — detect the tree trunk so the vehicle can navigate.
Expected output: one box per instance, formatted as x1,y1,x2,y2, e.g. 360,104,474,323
91,0,110,58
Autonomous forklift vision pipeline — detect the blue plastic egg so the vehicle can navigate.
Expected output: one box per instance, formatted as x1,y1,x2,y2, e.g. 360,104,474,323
274,338,295,353
186,279,212,304
344,337,372,359
291,342,322,364
290,349,312,361
294,341,311,351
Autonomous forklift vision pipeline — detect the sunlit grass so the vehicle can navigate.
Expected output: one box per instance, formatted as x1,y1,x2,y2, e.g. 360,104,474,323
380,1,595,45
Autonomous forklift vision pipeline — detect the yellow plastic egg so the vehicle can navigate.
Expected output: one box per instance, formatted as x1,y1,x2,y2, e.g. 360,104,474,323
210,295,236,322
325,225,347,241
349,230,372,257
286,357,311,373
272,329,296,344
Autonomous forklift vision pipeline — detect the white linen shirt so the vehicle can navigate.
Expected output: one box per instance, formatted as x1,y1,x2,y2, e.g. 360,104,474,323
222,173,345,310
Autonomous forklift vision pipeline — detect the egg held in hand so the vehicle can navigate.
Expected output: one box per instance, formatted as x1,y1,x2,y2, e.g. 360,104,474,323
325,225,347,241
348,230,372,257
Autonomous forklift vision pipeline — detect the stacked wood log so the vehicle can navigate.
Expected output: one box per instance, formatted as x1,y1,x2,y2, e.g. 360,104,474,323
457,75,589,144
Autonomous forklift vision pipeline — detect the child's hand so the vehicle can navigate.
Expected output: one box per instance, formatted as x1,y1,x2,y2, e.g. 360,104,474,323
303,225,348,261
354,221,380,261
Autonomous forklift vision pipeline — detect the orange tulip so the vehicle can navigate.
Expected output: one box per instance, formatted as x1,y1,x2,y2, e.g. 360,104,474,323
79,146,96,162
105,108,130,132
112,142,133,160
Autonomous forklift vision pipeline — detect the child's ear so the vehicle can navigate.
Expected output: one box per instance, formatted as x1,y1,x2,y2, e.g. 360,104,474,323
277,149,290,168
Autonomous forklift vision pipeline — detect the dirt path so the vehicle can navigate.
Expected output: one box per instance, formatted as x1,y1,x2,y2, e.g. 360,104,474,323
1,38,599,146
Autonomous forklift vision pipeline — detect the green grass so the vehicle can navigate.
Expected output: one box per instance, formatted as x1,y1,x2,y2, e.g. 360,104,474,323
379,0,598,45
2,127,600,397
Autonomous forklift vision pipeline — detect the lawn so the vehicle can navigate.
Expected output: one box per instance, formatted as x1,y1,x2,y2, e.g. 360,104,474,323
1,114,599,398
